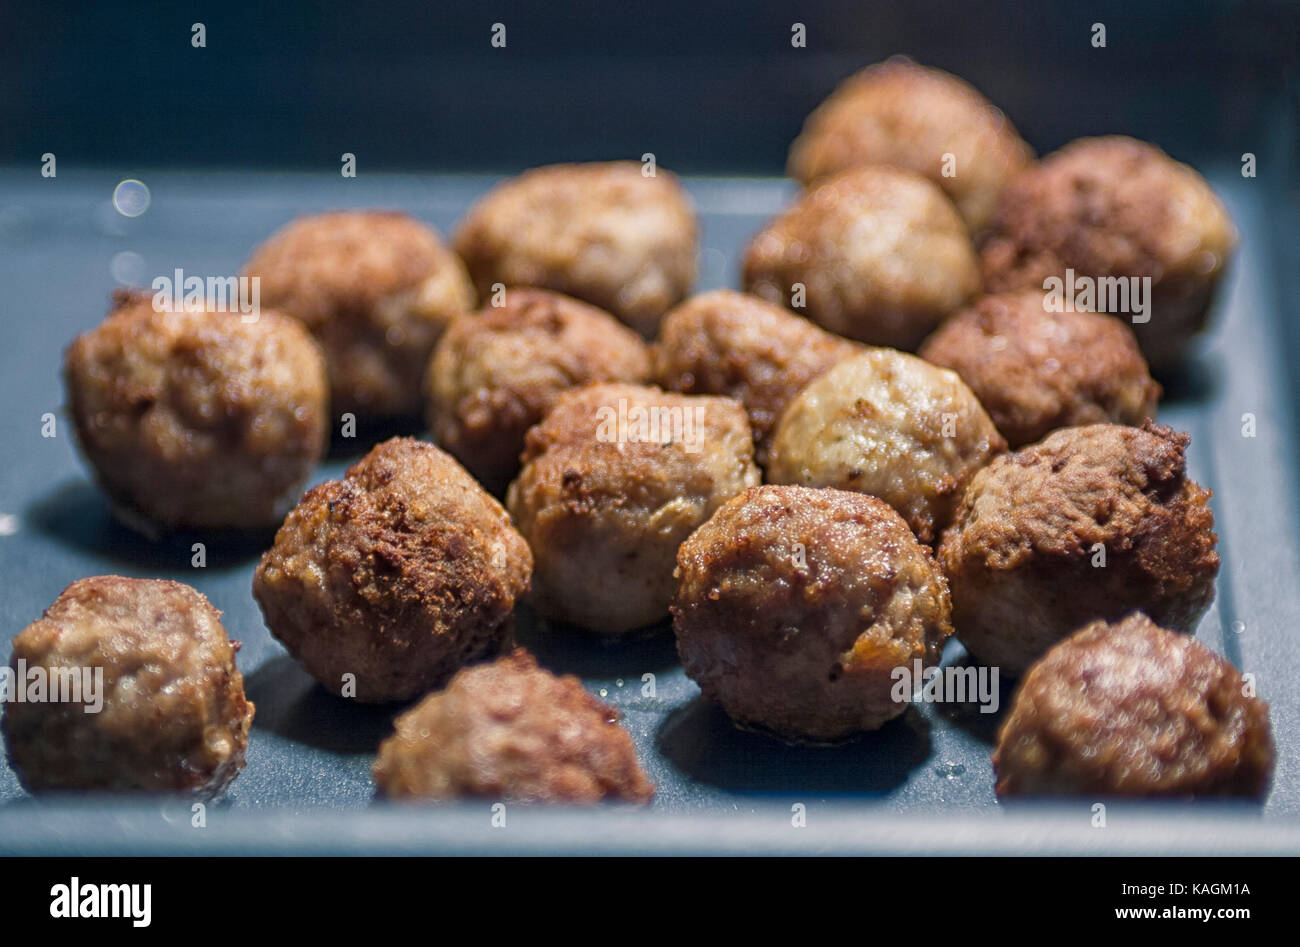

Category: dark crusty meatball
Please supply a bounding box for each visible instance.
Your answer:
[453,162,698,337]
[507,383,760,634]
[980,136,1237,371]
[787,57,1033,232]
[938,421,1219,676]
[426,288,652,494]
[919,291,1161,447]
[652,289,863,466]
[3,576,254,795]
[373,648,654,803]
[253,437,532,702]
[743,165,981,350]
[673,485,953,742]
[994,613,1274,798]
[64,289,329,531]
[767,348,1005,543]
[243,210,476,419]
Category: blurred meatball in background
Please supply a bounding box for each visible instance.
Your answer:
[788,57,1033,233]
[743,165,980,350]
[980,136,1237,371]
[454,162,698,337]
[244,210,475,420]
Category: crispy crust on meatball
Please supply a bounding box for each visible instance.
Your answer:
[788,57,1034,232]
[506,383,760,634]
[652,289,863,466]
[938,421,1220,676]
[980,136,1238,370]
[453,162,698,337]
[243,210,475,418]
[767,348,1005,543]
[993,613,1274,797]
[919,291,1161,447]
[673,485,953,742]
[743,165,980,350]
[426,288,651,494]
[373,648,654,803]
[252,437,532,702]
[2,576,254,795]
[64,290,329,530]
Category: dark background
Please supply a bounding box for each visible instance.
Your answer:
[3,0,1296,174]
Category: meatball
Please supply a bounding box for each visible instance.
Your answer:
[980,136,1238,370]
[64,289,329,531]
[767,348,1005,543]
[919,291,1161,448]
[994,613,1274,798]
[938,421,1220,676]
[243,210,475,419]
[373,648,654,803]
[653,289,863,466]
[2,576,254,795]
[506,383,760,634]
[787,57,1033,232]
[743,165,981,351]
[454,162,698,337]
[673,485,953,742]
[426,288,652,494]
[252,437,532,702]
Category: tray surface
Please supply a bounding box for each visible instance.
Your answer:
[0,169,1297,854]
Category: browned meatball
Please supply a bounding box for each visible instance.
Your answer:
[919,291,1161,447]
[981,137,1238,370]
[743,166,980,350]
[507,383,760,634]
[243,210,476,419]
[373,648,654,803]
[252,437,532,702]
[994,613,1274,798]
[938,422,1220,676]
[454,162,698,337]
[426,288,652,494]
[2,576,254,795]
[652,289,863,466]
[768,348,1006,543]
[788,57,1034,232]
[64,290,329,531]
[673,485,953,742]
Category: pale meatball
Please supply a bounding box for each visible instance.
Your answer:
[3,576,254,795]
[253,438,532,702]
[767,348,1005,543]
[653,289,863,466]
[64,290,329,531]
[919,291,1161,447]
[994,613,1273,798]
[743,166,981,350]
[506,383,760,634]
[243,210,476,418]
[937,422,1220,676]
[426,288,651,494]
[788,57,1034,232]
[981,136,1238,370]
[373,649,654,803]
[454,162,698,337]
[673,485,953,742]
